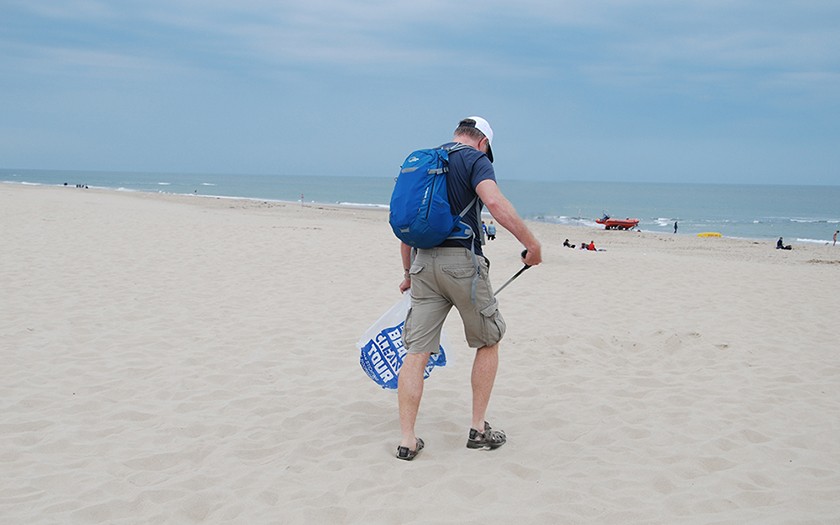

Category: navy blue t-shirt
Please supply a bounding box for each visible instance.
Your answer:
[438,142,496,255]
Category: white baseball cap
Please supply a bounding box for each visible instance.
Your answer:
[460,116,494,162]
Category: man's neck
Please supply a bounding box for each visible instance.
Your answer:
[452,134,481,149]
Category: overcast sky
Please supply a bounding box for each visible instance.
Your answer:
[2,1,838,184]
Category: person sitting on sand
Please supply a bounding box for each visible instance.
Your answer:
[563,239,575,249]
[587,241,596,251]
[776,237,792,250]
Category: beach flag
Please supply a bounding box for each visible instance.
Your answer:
[357,294,447,389]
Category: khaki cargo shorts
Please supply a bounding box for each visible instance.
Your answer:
[403,247,506,354]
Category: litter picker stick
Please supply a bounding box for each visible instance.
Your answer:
[494,250,531,296]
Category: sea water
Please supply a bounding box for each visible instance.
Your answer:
[3,168,839,245]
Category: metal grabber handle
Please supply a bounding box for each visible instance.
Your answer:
[494,250,531,296]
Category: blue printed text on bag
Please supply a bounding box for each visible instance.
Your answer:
[359,319,446,390]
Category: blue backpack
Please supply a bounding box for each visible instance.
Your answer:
[389,143,478,249]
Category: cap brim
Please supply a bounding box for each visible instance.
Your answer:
[486,144,494,163]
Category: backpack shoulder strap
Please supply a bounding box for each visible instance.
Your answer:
[455,195,477,219]
[444,142,471,154]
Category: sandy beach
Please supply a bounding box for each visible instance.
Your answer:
[2,183,839,524]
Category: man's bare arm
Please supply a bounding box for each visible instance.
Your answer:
[476,179,542,266]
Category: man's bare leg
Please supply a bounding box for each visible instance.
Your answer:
[398,352,431,449]
[471,343,499,430]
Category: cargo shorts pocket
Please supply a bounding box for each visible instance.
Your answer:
[407,263,427,298]
[479,299,506,345]
[409,263,425,276]
[441,265,476,279]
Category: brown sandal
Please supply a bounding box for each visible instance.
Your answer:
[396,438,425,460]
[467,422,506,450]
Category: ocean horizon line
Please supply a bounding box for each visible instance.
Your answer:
[4,169,839,245]
[3,166,840,189]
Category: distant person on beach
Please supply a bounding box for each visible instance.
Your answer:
[396,116,542,461]
[674,221,678,234]
[487,221,496,240]
[834,230,838,246]
[776,237,792,250]
[563,239,575,248]
[587,241,596,251]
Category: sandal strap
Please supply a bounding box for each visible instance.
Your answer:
[396,437,425,460]
[484,429,505,443]
[467,421,506,449]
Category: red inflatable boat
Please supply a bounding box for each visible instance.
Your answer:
[596,215,639,230]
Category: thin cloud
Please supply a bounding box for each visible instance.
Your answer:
[6,1,839,82]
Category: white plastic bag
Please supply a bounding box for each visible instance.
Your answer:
[357,294,447,389]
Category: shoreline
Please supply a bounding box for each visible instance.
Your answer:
[5,183,840,271]
[4,179,837,246]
